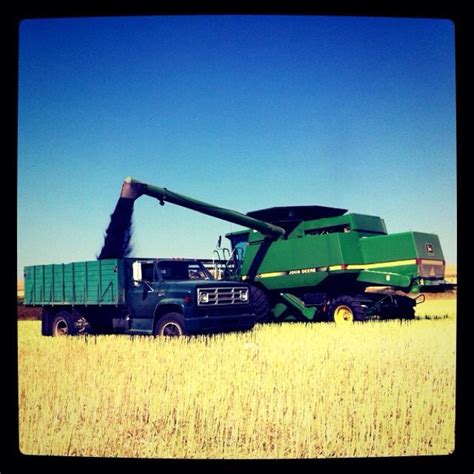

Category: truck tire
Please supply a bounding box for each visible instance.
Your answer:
[154,312,186,337]
[51,311,77,336]
[328,296,366,324]
[250,286,271,323]
[41,308,53,336]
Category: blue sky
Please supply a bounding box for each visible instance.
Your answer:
[18,15,456,276]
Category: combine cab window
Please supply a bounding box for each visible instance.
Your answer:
[229,234,249,262]
[227,233,249,274]
[234,242,248,264]
[305,225,350,236]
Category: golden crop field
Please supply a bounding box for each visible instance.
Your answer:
[18,298,456,459]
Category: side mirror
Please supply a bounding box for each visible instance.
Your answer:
[132,261,142,282]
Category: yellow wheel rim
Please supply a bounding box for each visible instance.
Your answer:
[333,305,354,324]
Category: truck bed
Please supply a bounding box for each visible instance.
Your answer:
[24,259,126,306]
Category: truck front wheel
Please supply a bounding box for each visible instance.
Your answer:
[328,296,366,324]
[51,311,77,336]
[154,313,186,337]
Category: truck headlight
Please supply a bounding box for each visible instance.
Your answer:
[199,292,209,304]
[239,289,249,302]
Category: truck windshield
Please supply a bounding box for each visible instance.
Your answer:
[158,261,213,281]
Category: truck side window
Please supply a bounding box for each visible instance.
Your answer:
[132,261,155,285]
[158,261,212,281]
[188,264,208,280]
[141,263,154,282]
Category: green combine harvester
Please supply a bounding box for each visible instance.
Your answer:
[121,177,449,324]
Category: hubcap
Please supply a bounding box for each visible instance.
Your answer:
[333,305,354,324]
[161,322,182,336]
[54,319,68,336]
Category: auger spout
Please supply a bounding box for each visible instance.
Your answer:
[122,177,286,238]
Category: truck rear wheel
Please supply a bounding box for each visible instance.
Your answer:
[154,312,186,337]
[328,296,366,324]
[51,311,77,336]
[41,308,53,336]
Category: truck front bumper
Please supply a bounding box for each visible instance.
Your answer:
[184,313,256,334]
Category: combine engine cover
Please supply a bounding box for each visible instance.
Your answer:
[227,206,447,294]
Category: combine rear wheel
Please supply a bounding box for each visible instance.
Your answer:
[328,296,366,324]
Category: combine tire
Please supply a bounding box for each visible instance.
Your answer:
[328,296,366,324]
[250,286,271,323]
[51,311,77,336]
[154,313,186,337]
[394,296,416,320]
[378,294,416,320]
[401,306,416,320]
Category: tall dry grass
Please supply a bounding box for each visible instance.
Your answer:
[18,299,456,459]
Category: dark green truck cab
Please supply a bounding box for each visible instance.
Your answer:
[24,258,256,336]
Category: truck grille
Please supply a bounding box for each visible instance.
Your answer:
[197,287,249,306]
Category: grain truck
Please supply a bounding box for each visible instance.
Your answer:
[122,177,449,324]
[24,258,256,336]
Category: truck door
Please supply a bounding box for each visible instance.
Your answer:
[128,261,164,328]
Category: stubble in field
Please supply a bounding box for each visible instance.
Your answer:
[18,299,456,459]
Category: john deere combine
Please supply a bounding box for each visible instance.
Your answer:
[121,177,448,323]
